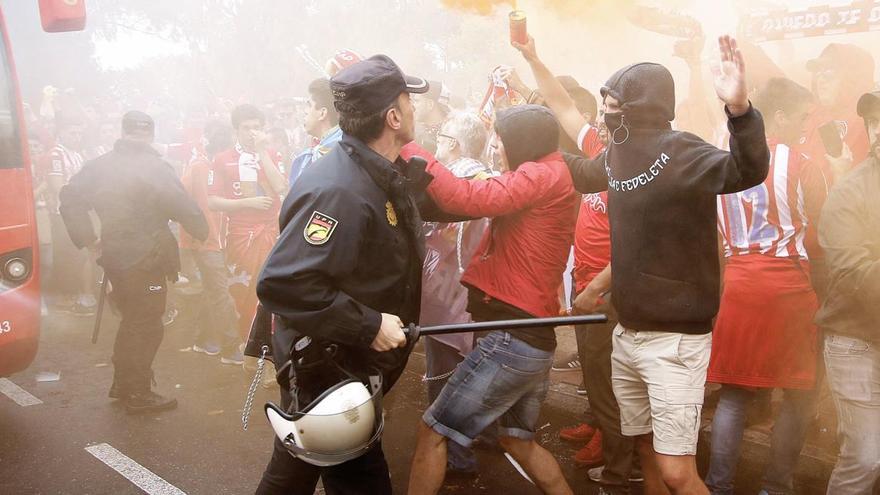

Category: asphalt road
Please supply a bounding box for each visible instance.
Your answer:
[2,286,838,495]
[0,296,623,495]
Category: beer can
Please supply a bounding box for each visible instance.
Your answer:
[509,10,527,45]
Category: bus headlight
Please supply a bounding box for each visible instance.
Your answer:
[4,258,28,281]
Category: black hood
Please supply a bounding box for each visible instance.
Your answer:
[857,90,880,119]
[495,105,559,170]
[857,90,880,157]
[601,62,675,129]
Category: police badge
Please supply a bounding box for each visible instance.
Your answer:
[385,201,398,227]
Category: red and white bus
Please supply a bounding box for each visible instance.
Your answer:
[0,1,85,376]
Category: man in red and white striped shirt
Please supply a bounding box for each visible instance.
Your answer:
[717,139,825,260]
[45,115,94,316]
[707,77,828,495]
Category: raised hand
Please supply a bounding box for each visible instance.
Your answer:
[512,35,539,63]
[711,35,749,117]
[501,68,530,96]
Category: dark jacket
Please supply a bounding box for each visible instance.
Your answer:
[59,139,207,277]
[815,156,880,341]
[257,134,424,391]
[565,67,769,334]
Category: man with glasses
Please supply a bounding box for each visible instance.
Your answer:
[413,80,451,154]
[406,111,494,480]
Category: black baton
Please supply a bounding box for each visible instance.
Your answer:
[405,314,608,341]
[91,273,108,344]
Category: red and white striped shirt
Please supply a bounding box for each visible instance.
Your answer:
[717,140,827,260]
[47,143,84,184]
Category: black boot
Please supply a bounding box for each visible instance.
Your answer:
[124,391,178,414]
[108,381,131,400]
[108,384,123,400]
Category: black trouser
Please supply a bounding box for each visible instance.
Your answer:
[576,315,636,491]
[107,260,168,394]
[255,383,393,495]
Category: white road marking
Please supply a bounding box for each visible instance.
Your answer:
[85,443,186,495]
[0,378,43,406]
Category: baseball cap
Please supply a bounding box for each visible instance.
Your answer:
[806,43,875,73]
[327,49,364,74]
[857,91,880,118]
[122,110,155,135]
[330,55,429,116]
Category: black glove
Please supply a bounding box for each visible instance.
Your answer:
[404,156,434,193]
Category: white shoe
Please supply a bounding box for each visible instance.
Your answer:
[588,466,644,484]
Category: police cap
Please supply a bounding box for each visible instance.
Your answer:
[122,110,155,135]
[330,55,428,116]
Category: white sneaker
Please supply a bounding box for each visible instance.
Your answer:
[588,466,644,484]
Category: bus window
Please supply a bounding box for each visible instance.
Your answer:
[0,32,20,170]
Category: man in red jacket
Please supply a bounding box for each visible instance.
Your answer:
[407,105,579,495]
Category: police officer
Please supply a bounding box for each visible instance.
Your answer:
[254,55,429,494]
[59,111,208,414]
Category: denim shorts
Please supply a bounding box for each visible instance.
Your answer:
[423,331,553,447]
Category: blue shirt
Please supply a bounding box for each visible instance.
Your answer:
[288,126,343,189]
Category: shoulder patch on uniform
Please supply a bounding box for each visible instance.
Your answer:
[304,210,338,245]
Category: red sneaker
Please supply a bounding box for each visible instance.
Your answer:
[560,423,597,443]
[573,430,604,467]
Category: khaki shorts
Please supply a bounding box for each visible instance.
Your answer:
[610,324,711,456]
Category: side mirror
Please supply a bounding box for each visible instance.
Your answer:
[38,0,87,33]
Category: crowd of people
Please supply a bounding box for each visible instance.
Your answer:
[29,25,880,495]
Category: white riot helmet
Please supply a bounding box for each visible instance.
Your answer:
[265,373,384,467]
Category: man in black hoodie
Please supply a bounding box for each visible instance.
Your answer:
[516,36,769,495]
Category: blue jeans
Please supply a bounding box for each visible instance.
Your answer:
[424,331,552,447]
[705,385,815,495]
[190,249,240,354]
[424,337,478,472]
[824,334,880,495]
